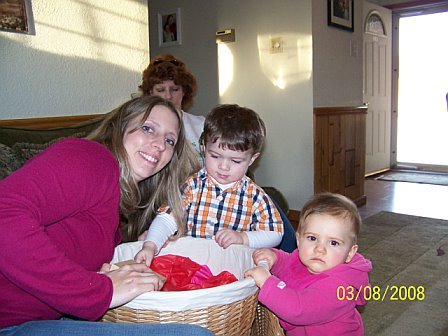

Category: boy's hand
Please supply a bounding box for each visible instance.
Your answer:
[134,241,157,267]
[215,229,248,248]
[244,266,271,288]
[252,248,277,269]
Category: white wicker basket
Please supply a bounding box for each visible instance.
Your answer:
[102,237,260,335]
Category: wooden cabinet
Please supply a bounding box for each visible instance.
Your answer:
[314,106,367,206]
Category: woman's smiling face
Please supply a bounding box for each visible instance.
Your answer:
[123,104,179,182]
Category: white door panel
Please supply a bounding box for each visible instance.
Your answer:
[363,1,392,175]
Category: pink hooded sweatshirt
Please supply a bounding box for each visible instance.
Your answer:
[258,249,372,336]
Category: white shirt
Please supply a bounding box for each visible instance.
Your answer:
[182,111,205,159]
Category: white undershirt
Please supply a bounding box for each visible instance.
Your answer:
[145,213,283,252]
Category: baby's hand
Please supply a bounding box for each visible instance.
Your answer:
[134,241,157,267]
[244,266,271,288]
[215,229,248,249]
[252,248,277,269]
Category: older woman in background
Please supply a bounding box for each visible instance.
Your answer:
[139,54,205,159]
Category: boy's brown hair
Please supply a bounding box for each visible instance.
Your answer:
[201,104,266,153]
[298,193,361,242]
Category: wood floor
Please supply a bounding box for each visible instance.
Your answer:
[359,178,448,221]
[287,178,448,230]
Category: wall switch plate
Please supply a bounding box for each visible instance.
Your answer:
[270,37,283,53]
[216,29,235,43]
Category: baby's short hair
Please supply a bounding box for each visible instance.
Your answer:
[202,104,266,153]
[298,193,361,242]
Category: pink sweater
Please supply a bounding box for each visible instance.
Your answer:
[0,139,121,327]
[258,249,372,336]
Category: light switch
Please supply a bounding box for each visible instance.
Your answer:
[270,37,283,53]
[216,29,235,43]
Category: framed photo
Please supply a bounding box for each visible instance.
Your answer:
[328,0,354,32]
[0,0,32,34]
[158,8,182,47]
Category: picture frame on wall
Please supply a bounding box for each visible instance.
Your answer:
[158,8,182,47]
[328,0,354,32]
[0,0,33,34]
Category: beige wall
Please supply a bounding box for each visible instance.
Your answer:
[149,0,370,210]
[0,0,402,210]
[0,0,149,118]
[147,1,219,119]
[149,0,315,211]
[312,0,364,107]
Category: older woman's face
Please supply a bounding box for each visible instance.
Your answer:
[151,80,184,110]
[123,105,180,182]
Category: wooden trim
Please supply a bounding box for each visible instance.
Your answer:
[0,114,104,129]
[353,195,367,207]
[365,167,390,178]
[314,106,368,116]
[314,106,367,206]
[384,0,448,10]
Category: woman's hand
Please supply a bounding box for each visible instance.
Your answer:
[99,263,113,273]
[215,229,248,248]
[106,263,163,308]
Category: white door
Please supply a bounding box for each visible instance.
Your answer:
[363,1,392,175]
[395,11,448,170]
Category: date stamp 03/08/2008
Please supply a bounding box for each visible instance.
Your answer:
[337,285,425,302]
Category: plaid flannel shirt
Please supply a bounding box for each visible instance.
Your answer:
[181,168,283,239]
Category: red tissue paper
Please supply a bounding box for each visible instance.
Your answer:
[150,254,238,291]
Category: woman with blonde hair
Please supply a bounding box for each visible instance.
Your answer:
[0,95,207,336]
[89,96,199,240]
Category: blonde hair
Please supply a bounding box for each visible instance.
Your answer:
[88,95,199,240]
[298,193,361,242]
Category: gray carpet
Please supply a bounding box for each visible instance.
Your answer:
[358,211,448,335]
[375,171,448,186]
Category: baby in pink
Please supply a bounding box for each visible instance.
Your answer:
[245,193,372,335]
